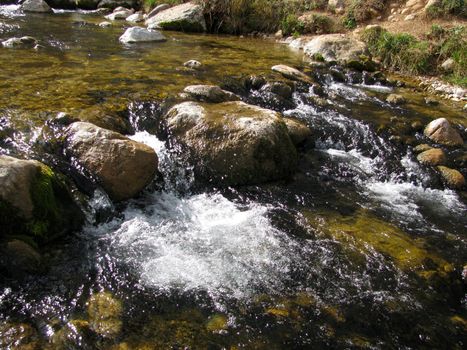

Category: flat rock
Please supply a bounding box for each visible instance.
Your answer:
[417,148,447,166]
[183,85,239,103]
[271,65,313,84]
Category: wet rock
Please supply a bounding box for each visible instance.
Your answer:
[147,4,171,19]
[413,144,433,154]
[75,0,100,10]
[424,118,464,147]
[77,106,131,134]
[165,101,297,186]
[261,82,293,100]
[246,75,267,90]
[0,155,84,241]
[417,148,447,166]
[283,118,312,146]
[0,239,42,276]
[183,85,239,103]
[206,314,228,332]
[51,319,93,348]
[1,36,37,48]
[126,12,144,22]
[304,34,368,64]
[436,166,465,189]
[21,0,52,12]
[441,58,455,73]
[119,27,167,43]
[0,322,40,349]
[386,94,406,105]
[183,59,202,69]
[271,65,313,84]
[64,122,157,201]
[410,120,424,132]
[87,291,123,338]
[97,0,137,10]
[146,2,206,32]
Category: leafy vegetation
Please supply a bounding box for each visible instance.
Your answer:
[426,0,466,18]
[362,25,467,86]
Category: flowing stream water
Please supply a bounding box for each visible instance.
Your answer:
[1,6,466,349]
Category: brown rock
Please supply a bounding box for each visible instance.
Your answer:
[436,166,465,189]
[424,118,463,147]
[64,122,157,201]
[283,118,312,145]
[417,148,447,166]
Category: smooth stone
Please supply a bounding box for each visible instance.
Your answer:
[98,21,112,27]
[183,85,239,103]
[283,118,312,145]
[303,34,368,64]
[105,9,133,20]
[1,36,37,48]
[424,118,464,147]
[183,59,202,69]
[437,166,465,189]
[119,27,167,43]
[0,240,42,276]
[146,2,206,32]
[147,3,171,19]
[125,13,144,22]
[417,148,447,166]
[64,122,158,201]
[21,0,52,12]
[271,64,313,84]
[413,144,433,154]
[441,58,455,73]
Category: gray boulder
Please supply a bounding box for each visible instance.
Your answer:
[126,12,144,22]
[146,2,206,32]
[119,27,167,43]
[304,34,368,64]
[21,0,52,13]
[165,101,298,185]
[64,122,158,201]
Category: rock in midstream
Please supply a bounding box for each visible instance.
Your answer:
[165,101,298,186]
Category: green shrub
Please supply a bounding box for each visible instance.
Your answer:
[426,0,466,18]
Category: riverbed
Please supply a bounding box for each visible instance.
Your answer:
[1,6,466,349]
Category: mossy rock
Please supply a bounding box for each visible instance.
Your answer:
[87,291,123,338]
[0,156,84,244]
[0,322,41,349]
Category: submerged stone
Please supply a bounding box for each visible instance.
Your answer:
[283,117,312,146]
[1,36,37,49]
[64,122,158,201]
[386,94,406,105]
[183,59,202,69]
[87,291,123,338]
[0,322,40,349]
[271,64,313,84]
[165,101,298,186]
[0,239,42,276]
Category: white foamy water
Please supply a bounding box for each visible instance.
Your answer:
[89,191,298,301]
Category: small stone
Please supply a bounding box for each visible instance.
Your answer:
[126,13,144,22]
[386,94,406,105]
[119,27,167,43]
[410,120,424,132]
[183,60,202,69]
[437,166,465,189]
[404,14,416,21]
[99,21,112,27]
[271,64,313,84]
[424,97,439,106]
[441,58,455,73]
[417,148,447,166]
[1,36,37,48]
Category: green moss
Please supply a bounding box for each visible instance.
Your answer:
[304,209,452,275]
[27,165,61,239]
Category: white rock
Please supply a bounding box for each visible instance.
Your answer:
[119,27,167,43]
[183,60,201,69]
[99,21,112,27]
[126,13,144,22]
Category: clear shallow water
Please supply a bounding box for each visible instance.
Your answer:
[1,7,467,350]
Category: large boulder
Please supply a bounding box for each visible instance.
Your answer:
[424,118,464,147]
[119,27,167,43]
[436,166,465,189]
[416,148,447,166]
[64,122,158,201]
[165,101,298,185]
[0,155,83,241]
[146,2,206,32]
[147,3,171,19]
[304,34,368,64]
[21,0,52,12]
[182,85,239,103]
